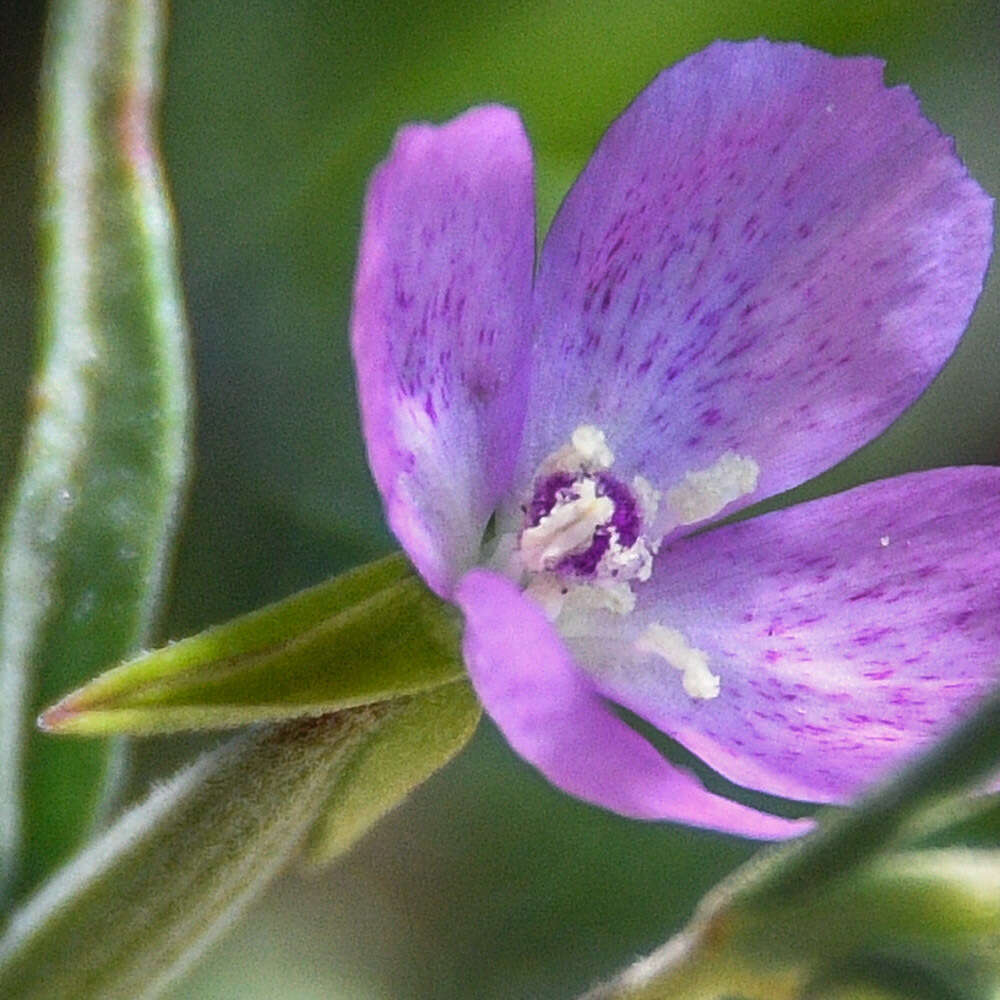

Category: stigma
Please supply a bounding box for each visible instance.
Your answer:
[519,478,616,573]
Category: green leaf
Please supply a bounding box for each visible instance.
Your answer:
[0,0,190,899]
[305,680,480,866]
[0,705,400,1000]
[40,553,464,735]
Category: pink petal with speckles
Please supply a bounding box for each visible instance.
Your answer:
[352,107,535,597]
[575,467,1000,804]
[517,40,993,533]
[457,568,812,838]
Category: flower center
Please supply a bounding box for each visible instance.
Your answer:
[510,426,660,618]
[520,471,646,578]
[493,424,760,702]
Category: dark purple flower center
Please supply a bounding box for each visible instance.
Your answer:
[523,470,642,578]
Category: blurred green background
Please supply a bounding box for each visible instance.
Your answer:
[2,1,998,997]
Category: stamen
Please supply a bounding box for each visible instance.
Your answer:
[631,475,661,527]
[635,624,720,700]
[570,425,614,468]
[527,574,638,621]
[561,578,637,616]
[542,424,615,475]
[665,451,759,527]
[523,574,570,620]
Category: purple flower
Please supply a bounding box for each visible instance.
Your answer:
[351,40,996,838]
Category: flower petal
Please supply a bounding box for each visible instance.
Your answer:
[519,40,993,524]
[352,107,535,597]
[456,568,811,838]
[576,468,1000,804]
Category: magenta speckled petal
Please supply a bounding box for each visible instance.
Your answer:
[519,40,993,524]
[456,568,811,838]
[352,107,535,597]
[577,467,1000,805]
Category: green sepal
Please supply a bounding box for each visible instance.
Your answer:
[304,680,481,866]
[39,553,465,735]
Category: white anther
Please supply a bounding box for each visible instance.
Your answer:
[543,424,615,475]
[599,532,655,583]
[635,624,720,700]
[527,571,640,624]
[665,452,759,527]
[631,474,661,528]
[563,579,637,617]
[523,574,570,620]
[519,479,614,572]
[571,425,614,468]
[879,535,890,548]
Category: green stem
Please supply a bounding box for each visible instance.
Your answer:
[577,909,805,1000]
